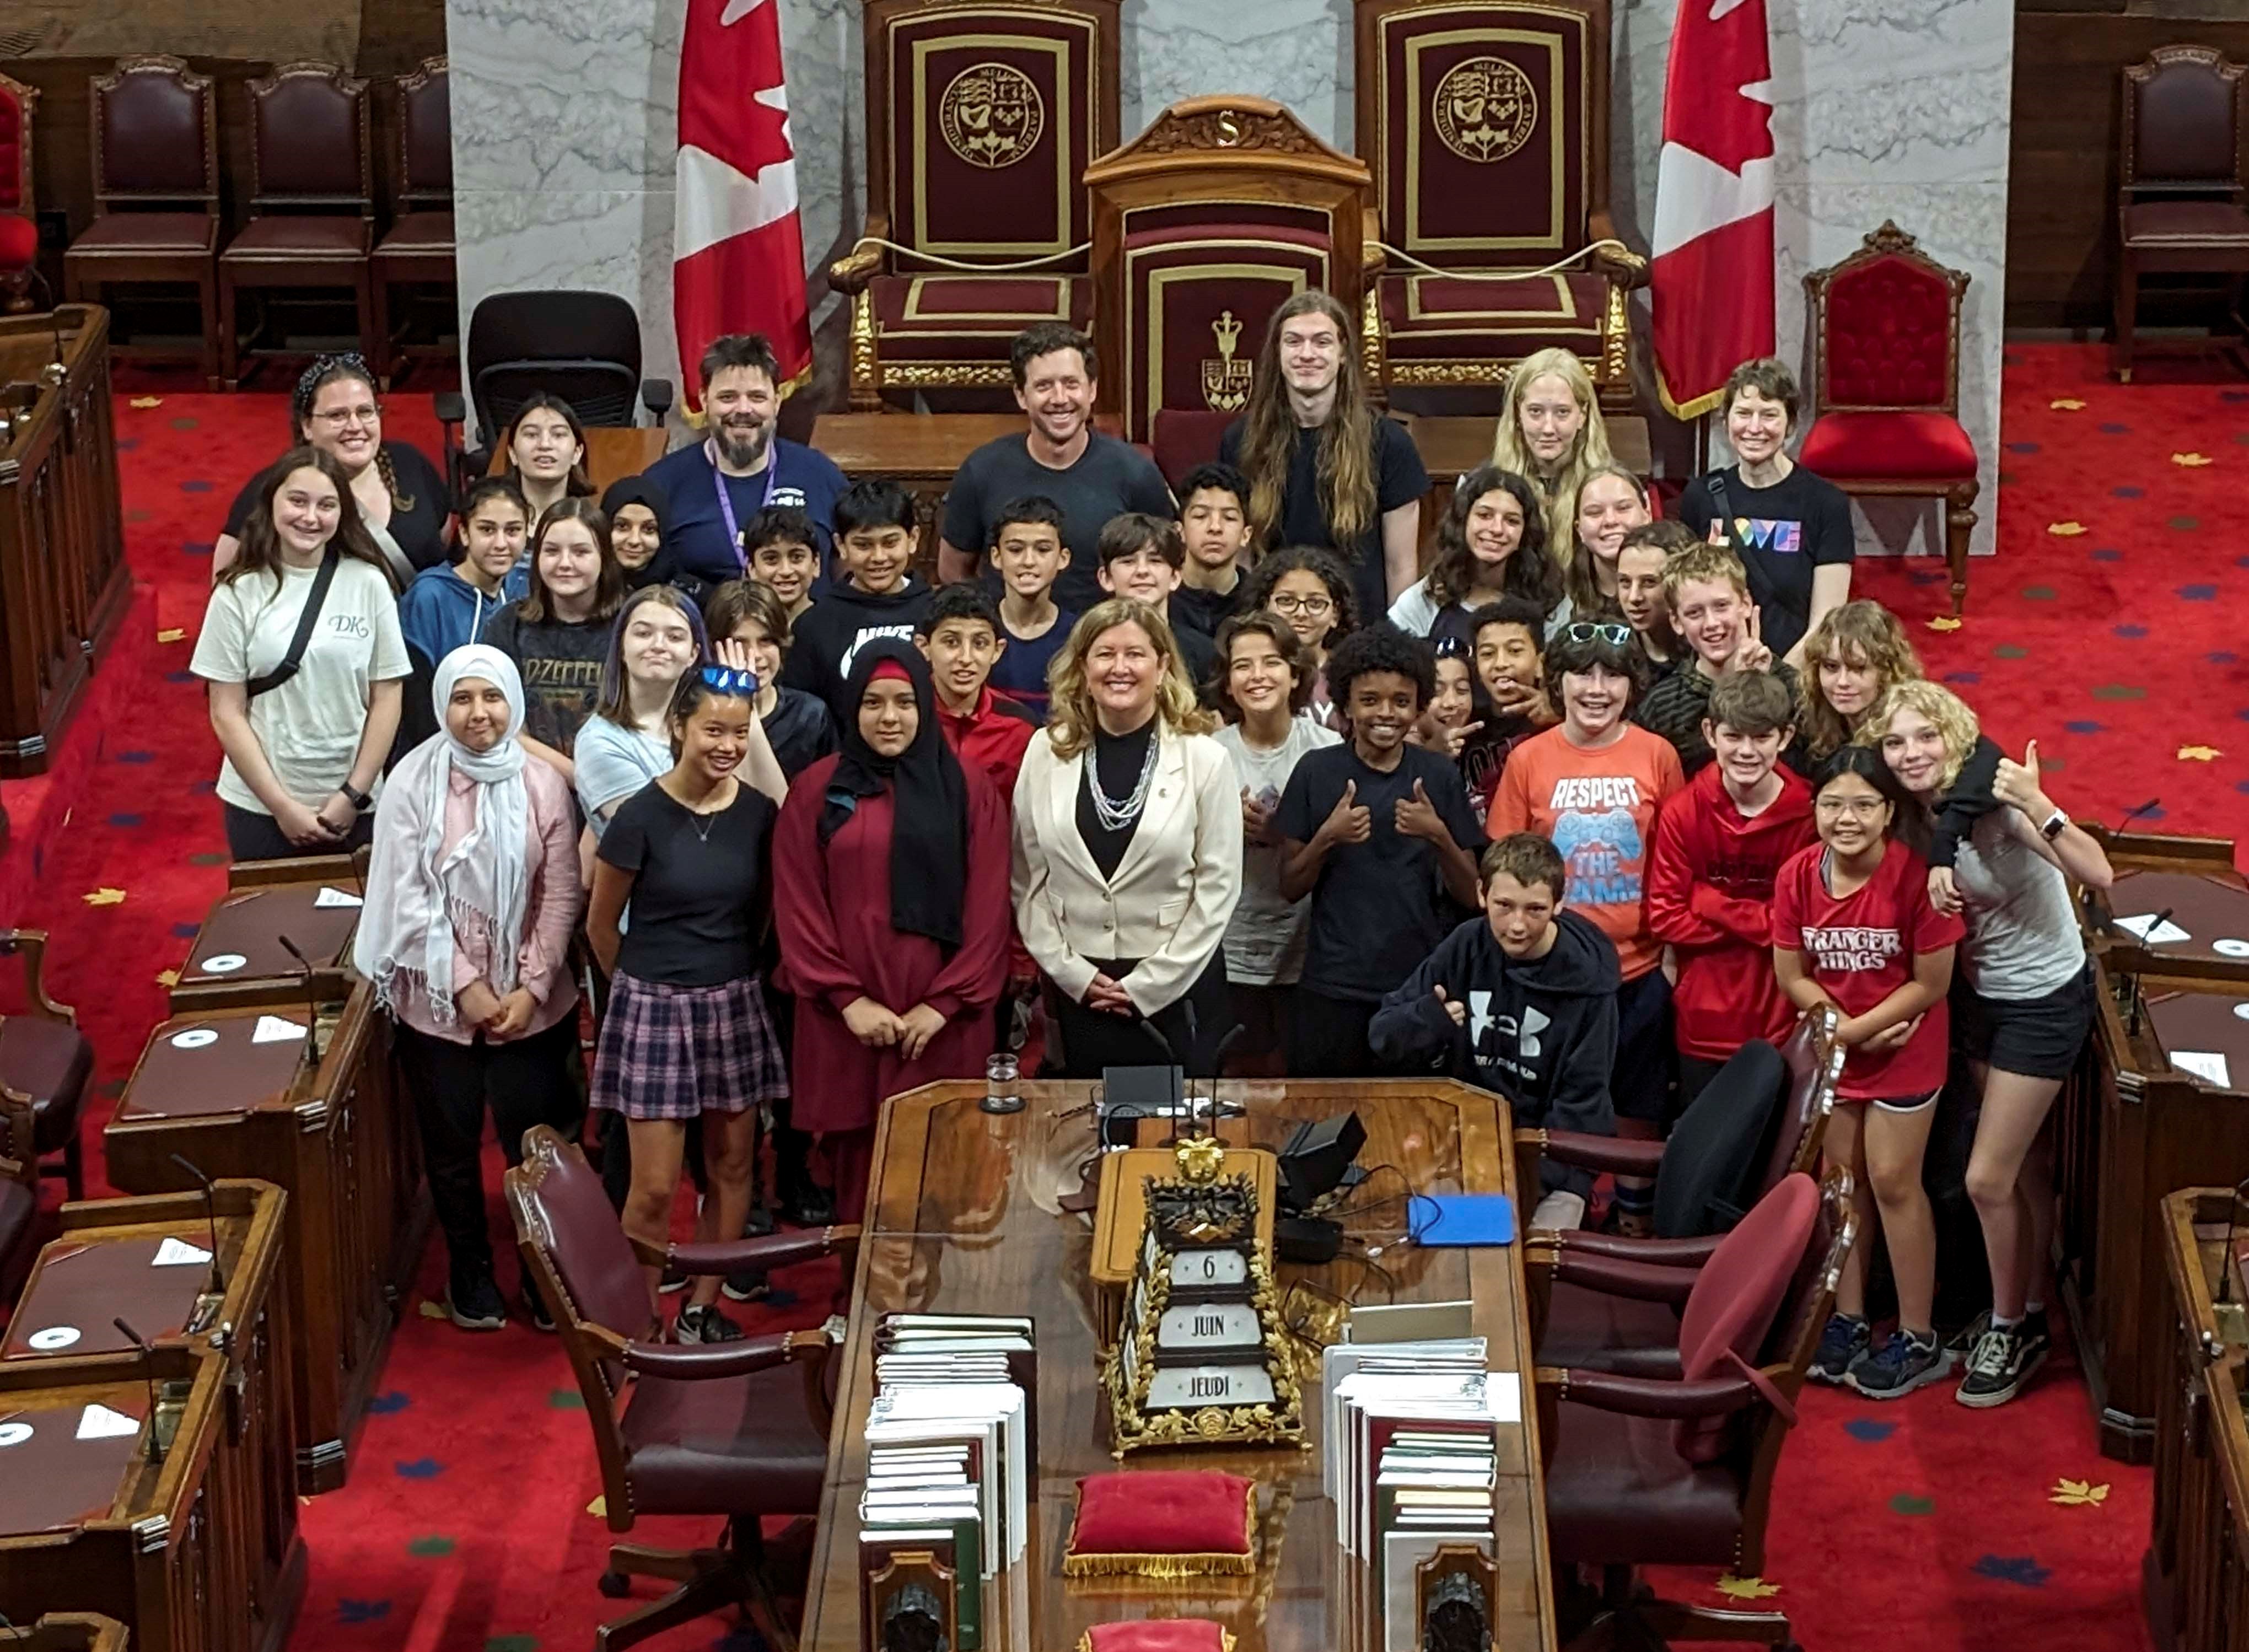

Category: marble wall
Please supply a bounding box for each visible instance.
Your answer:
[448,0,2012,556]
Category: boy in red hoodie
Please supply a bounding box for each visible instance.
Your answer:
[917,581,1039,801]
[1645,669,1816,1103]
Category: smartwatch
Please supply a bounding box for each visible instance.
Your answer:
[2040,808,2069,842]
[339,781,373,811]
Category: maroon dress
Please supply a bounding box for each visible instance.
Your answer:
[773,755,1012,1136]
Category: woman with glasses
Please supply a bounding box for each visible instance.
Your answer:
[212,353,451,583]
[1868,680,2111,1409]
[1489,621,1683,1225]
[1775,742,1962,1399]
[1241,546,1358,733]
[1387,467,1562,650]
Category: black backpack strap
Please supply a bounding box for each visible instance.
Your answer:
[1704,472,1737,549]
[245,548,341,699]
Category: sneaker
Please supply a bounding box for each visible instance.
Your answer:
[1811,1313,1871,1385]
[2019,1307,2053,1371]
[743,1204,778,1238]
[780,1177,836,1229]
[1956,1323,2030,1408]
[720,1271,771,1304]
[1847,1328,1954,1400]
[674,1304,746,1345]
[445,1267,507,1332]
[1945,1308,1991,1357]
[523,1283,557,1334]
[655,1266,688,1295]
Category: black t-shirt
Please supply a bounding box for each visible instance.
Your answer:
[1676,464,1855,664]
[225,441,451,575]
[1169,614,1218,702]
[1274,742,1485,1002]
[482,603,611,757]
[1218,416,1429,623]
[1171,577,1245,644]
[600,779,778,986]
[764,685,837,781]
[941,432,1175,615]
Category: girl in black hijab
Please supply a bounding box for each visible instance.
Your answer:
[771,641,1013,1219]
[602,475,708,607]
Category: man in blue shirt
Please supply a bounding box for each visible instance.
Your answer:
[643,332,848,588]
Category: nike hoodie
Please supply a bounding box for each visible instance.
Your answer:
[1368,910,1621,1196]
[779,577,934,715]
[1643,761,1817,1061]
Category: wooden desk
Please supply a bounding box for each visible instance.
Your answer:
[801,1079,1556,1652]
[105,987,426,1493]
[0,305,130,779]
[484,425,668,498]
[169,855,366,1014]
[17,1616,130,1652]
[1,1181,302,1652]
[0,1347,263,1652]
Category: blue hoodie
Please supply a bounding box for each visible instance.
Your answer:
[397,561,526,674]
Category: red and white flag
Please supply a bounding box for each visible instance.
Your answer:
[1650,0,1776,421]
[673,0,813,412]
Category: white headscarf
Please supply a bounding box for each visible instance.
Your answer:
[354,645,532,1026]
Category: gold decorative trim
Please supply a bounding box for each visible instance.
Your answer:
[1387,358,1528,386]
[878,361,1018,388]
[1602,278,1630,386]
[1061,1481,1260,1576]
[1362,284,1384,386]
[849,288,881,409]
[1075,1632,1237,1652]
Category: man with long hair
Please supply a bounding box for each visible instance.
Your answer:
[1218,292,1429,625]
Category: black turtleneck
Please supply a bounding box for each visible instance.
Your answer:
[1076,717,1156,880]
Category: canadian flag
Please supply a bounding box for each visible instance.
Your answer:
[673,0,813,411]
[1650,0,1776,421]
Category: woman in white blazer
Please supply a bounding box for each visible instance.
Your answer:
[1012,598,1244,1076]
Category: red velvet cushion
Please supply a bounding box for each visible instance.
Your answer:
[1799,411,1976,482]
[1377,270,1607,363]
[0,83,21,213]
[0,213,35,272]
[1080,1623,1234,1652]
[1671,1171,1816,1463]
[1064,1471,1256,1577]
[868,273,1091,365]
[1821,252,1951,406]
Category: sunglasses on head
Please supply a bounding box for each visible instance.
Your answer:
[1559,622,1632,647]
[701,665,758,696]
[1433,635,1468,660]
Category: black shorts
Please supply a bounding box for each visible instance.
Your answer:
[1611,967,1677,1124]
[1952,962,2094,1082]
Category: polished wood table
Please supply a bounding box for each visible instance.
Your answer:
[2057,829,2249,1462]
[104,982,425,1493]
[485,425,668,498]
[1,1181,302,1652]
[0,305,130,779]
[168,853,368,1014]
[800,1078,1556,1652]
[2146,1187,2249,1652]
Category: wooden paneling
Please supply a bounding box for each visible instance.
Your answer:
[2009,10,2249,330]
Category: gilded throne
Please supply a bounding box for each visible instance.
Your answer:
[830,0,1121,408]
[1353,0,1644,407]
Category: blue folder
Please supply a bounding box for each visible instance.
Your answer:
[1406,1193,1516,1248]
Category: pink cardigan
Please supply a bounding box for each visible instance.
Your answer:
[383,758,585,1044]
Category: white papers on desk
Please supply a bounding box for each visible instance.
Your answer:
[76,1403,141,1440]
[152,1237,212,1267]
[2172,1050,2234,1089]
[2118,912,2192,945]
[314,886,363,908]
[251,1015,307,1045]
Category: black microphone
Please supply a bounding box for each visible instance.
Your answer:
[111,1317,166,1463]
[275,932,323,1057]
[1197,1023,1251,1131]
[2113,797,2161,837]
[167,1153,228,1296]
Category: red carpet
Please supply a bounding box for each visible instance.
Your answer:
[17,341,2243,1649]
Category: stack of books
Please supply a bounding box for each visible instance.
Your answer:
[857,1315,1038,1651]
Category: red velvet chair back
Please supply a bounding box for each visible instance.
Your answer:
[247,62,373,211]
[2124,47,2244,191]
[1672,1171,1818,1463]
[90,55,218,206]
[0,72,37,217]
[1355,0,1602,273]
[1806,220,1965,416]
[862,0,1119,273]
[395,57,452,207]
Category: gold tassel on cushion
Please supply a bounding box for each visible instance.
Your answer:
[1074,1631,1237,1652]
[1061,1482,1259,1579]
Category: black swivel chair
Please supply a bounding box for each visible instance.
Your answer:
[434,289,675,499]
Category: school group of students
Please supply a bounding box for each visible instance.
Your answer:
[187,312,2106,1413]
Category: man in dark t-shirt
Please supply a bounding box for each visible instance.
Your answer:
[935,322,1174,614]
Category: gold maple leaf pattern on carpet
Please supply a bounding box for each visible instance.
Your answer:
[1714,1575,1782,1599]
[2051,1478,2110,1506]
[2048,397,2085,410]
[2172,453,2215,467]
[82,887,126,906]
[2045,522,2087,537]
[1927,616,1962,632]
[155,968,179,988]
[2179,745,2223,762]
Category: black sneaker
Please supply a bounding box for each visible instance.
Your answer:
[743,1204,778,1238]
[1946,1308,1991,1357]
[720,1271,771,1304]
[1848,1328,1954,1400]
[1810,1313,1870,1385]
[1956,1322,2029,1408]
[523,1283,557,1334]
[674,1304,746,1345]
[445,1267,507,1332]
[781,1178,835,1229]
[656,1266,688,1295]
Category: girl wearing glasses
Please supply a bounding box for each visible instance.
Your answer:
[1489,622,1684,1221]
[213,353,451,583]
[1387,467,1562,652]
[1242,546,1358,733]
[1774,743,1962,1399]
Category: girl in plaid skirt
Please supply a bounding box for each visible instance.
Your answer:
[587,664,787,1344]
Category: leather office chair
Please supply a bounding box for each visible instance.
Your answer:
[62,56,222,389]
[505,1125,857,1651]
[218,62,377,390]
[370,56,454,386]
[0,71,41,314]
[0,930,91,1204]
[1537,1170,1854,1651]
[2115,46,2249,385]
[0,1077,36,1306]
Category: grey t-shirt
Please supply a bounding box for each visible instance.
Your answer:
[1214,717,1342,986]
[1951,807,2085,1000]
[940,431,1174,615]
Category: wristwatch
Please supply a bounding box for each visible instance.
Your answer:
[338,781,373,811]
[2040,808,2069,842]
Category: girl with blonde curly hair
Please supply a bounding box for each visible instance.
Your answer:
[1491,348,1616,551]
[1012,599,1241,1076]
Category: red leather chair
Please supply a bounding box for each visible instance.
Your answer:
[62,56,222,389]
[1537,1170,1854,1651]
[370,56,454,386]
[0,1078,36,1306]
[218,62,376,390]
[505,1125,856,1651]
[0,930,92,1204]
[2113,47,2249,386]
[1797,221,1978,617]
[0,71,41,314]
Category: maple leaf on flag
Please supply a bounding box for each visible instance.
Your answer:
[2051,1478,2110,1506]
[1714,1575,1780,1600]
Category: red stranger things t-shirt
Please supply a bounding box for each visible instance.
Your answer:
[1771,839,1965,1101]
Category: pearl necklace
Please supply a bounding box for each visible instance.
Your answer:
[1088,730,1159,831]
